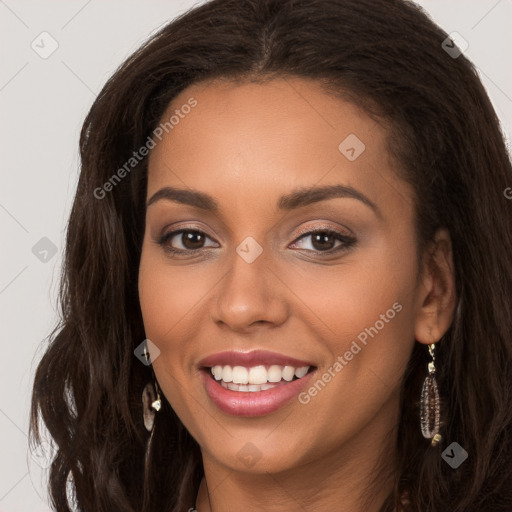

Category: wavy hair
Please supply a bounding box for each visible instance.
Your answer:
[30,0,512,510]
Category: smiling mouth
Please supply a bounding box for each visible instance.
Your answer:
[201,364,317,392]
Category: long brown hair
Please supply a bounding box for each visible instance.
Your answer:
[30,0,512,510]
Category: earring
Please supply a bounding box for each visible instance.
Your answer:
[141,345,162,431]
[142,380,162,432]
[420,343,442,446]
[142,380,161,507]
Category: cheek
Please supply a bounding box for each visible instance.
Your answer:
[137,241,217,406]
[286,257,417,458]
[293,231,416,345]
[138,242,210,345]
[296,231,415,367]
[137,242,189,378]
[305,239,418,413]
[138,252,172,343]
[138,247,193,419]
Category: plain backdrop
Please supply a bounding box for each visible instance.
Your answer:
[1,1,511,510]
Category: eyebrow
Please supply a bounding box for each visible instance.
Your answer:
[146,184,380,216]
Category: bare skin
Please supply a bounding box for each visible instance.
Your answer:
[138,77,456,512]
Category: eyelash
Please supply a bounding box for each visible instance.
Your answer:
[156,226,357,257]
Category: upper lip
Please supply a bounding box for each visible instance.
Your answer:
[198,350,316,368]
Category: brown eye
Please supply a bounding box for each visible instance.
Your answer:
[310,232,337,251]
[158,229,218,254]
[179,231,206,250]
[290,229,356,254]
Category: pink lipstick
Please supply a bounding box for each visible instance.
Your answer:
[198,350,317,416]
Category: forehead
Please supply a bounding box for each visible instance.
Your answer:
[146,77,412,219]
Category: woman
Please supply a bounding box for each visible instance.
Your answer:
[30,0,512,510]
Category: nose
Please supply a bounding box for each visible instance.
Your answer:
[211,243,289,332]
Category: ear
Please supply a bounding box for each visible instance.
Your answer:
[414,228,457,345]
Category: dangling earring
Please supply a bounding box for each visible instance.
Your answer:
[141,381,161,510]
[141,347,162,508]
[142,380,162,432]
[142,345,161,432]
[420,343,442,446]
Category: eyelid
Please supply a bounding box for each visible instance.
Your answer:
[292,222,354,239]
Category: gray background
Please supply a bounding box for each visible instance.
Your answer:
[1,1,511,510]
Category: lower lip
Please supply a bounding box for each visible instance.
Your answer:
[200,369,316,417]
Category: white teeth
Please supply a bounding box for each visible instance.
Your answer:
[232,366,249,384]
[282,366,295,382]
[212,365,223,380]
[210,364,311,386]
[222,365,233,382]
[221,381,280,392]
[294,366,309,378]
[267,365,282,382]
[248,365,267,385]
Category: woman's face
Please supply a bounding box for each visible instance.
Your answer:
[139,77,430,476]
